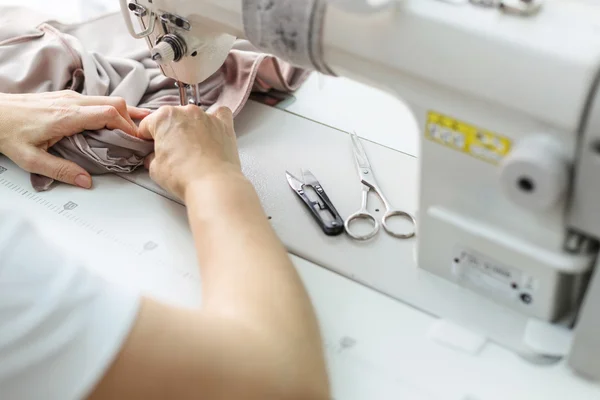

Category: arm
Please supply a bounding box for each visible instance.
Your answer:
[188,174,326,367]
[89,106,330,400]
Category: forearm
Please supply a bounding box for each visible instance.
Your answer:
[184,171,329,391]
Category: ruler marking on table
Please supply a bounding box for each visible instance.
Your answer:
[0,176,185,277]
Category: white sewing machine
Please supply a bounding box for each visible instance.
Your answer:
[117,0,600,388]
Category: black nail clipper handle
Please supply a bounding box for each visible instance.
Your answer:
[295,184,344,236]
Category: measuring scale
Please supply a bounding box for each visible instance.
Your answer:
[0,155,201,306]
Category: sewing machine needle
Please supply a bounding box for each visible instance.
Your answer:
[177,81,188,106]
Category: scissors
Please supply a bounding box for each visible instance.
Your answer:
[286,169,345,236]
[345,132,416,241]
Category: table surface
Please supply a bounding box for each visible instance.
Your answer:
[0,2,599,399]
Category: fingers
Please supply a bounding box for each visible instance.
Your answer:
[144,153,155,170]
[19,147,92,188]
[138,112,159,141]
[69,105,139,137]
[137,104,217,141]
[137,106,176,141]
[72,95,137,131]
[56,92,152,132]
[128,106,153,120]
[213,107,234,130]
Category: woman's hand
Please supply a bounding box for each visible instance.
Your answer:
[138,105,241,200]
[0,91,151,188]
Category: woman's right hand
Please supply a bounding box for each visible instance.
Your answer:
[93,104,331,400]
[137,105,242,200]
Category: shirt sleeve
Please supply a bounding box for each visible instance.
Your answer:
[0,212,141,400]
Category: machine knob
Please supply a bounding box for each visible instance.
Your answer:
[151,41,176,65]
[151,34,187,65]
[499,135,569,212]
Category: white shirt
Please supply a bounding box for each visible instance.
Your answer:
[0,212,140,399]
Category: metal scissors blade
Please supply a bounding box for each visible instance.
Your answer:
[285,171,304,191]
[301,169,319,186]
[350,131,372,170]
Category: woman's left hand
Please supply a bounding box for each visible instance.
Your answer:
[0,91,151,188]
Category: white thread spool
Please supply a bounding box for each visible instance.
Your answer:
[499,135,570,212]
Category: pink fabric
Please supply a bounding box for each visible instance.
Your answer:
[0,8,310,191]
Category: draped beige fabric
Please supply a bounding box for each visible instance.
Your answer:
[0,7,310,191]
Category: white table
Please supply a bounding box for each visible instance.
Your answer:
[0,2,599,399]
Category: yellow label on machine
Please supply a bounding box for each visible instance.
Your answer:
[425,111,512,165]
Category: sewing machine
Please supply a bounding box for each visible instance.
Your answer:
[118,0,600,384]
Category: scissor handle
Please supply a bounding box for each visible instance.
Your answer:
[295,186,345,236]
[345,211,380,241]
[382,210,416,239]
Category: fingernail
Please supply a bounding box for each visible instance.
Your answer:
[75,174,92,189]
